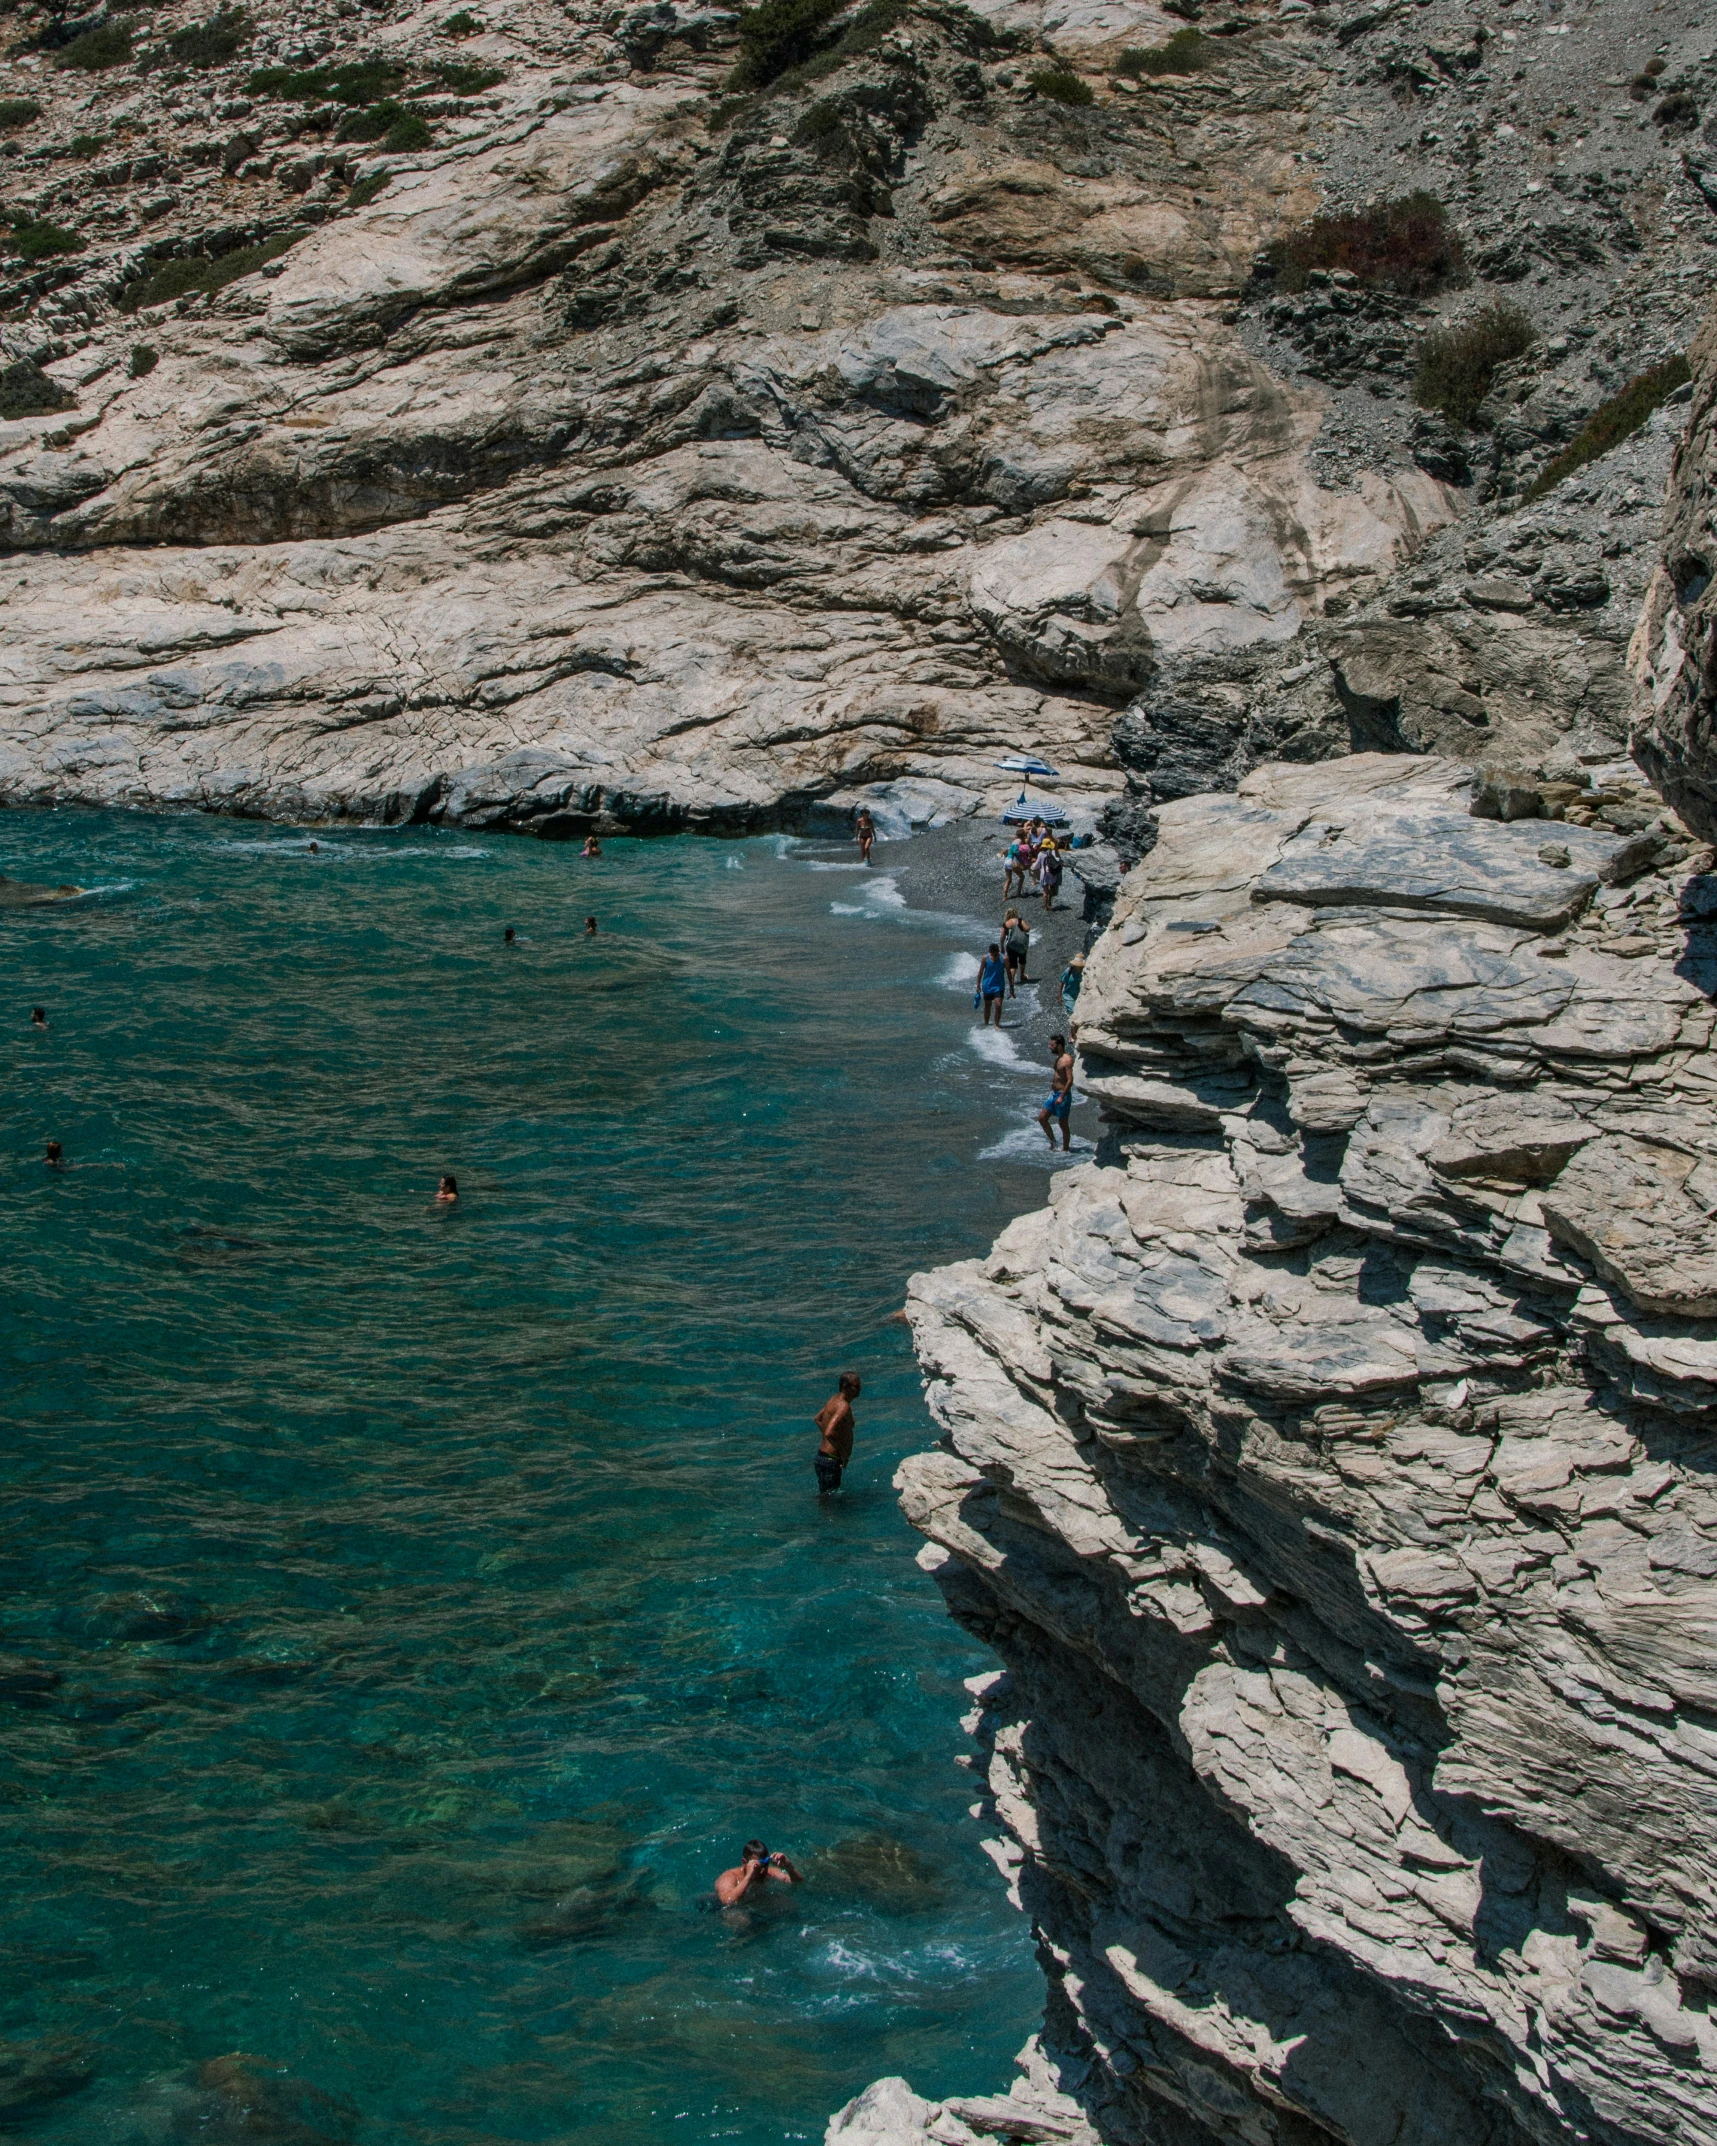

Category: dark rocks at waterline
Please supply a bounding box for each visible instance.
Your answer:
[121,2055,358,2146]
[815,1833,947,1913]
[67,1592,210,1645]
[0,1655,63,1704]
[0,2037,95,2125]
[515,1873,656,1951]
[0,872,84,906]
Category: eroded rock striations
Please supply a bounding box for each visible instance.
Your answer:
[0,0,1711,831]
[853,750,1717,2145]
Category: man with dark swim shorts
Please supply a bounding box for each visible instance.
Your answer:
[814,1371,860,1493]
[1037,1033,1074,1152]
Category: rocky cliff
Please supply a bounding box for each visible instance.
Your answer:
[0,0,1712,832]
[842,744,1717,2145]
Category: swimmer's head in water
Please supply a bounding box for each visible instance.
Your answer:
[585,916,597,933]
[30,1007,46,1024]
[44,1140,62,1162]
[839,1371,861,1398]
[743,1839,769,1864]
[439,1174,458,1196]
[504,928,516,943]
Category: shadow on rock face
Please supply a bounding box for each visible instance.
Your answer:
[814,1832,948,1911]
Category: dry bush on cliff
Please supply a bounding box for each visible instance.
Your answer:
[1266,189,1466,298]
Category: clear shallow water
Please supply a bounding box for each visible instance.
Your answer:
[0,811,1065,2146]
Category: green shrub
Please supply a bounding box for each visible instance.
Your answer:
[1266,189,1465,299]
[1025,65,1094,103]
[336,99,432,149]
[1029,65,1092,102]
[384,108,432,150]
[1654,90,1699,130]
[54,20,132,69]
[423,56,502,91]
[0,358,75,418]
[730,0,845,89]
[162,5,249,67]
[128,341,157,376]
[346,168,390,207]
[793,96,847,151]
[118,229,299,311]
[65,130,107,155]
[9,216,85,259]
[1413,301,1535,428]
[247,56,404,104]
[1117,28,1208,75]
[1524,353,1692,500]
[439,8,482,31]
[0,97,42,130]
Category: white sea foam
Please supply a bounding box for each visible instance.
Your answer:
[979,1123,1092,1165]
[725,855,744,871]
[937,952,979,991]
[803,861,870,873]
[63,880,137,900]
[964,1024,1033,1068]
[213,839,489,861]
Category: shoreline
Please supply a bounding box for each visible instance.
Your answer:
[872,817,1101,1154]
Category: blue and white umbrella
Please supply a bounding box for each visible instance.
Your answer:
[1001,792,1068,825]
[995,754,1060,777]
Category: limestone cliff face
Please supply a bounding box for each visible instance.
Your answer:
[0,0,1711,830]
[1633,311,1717,841]
[872,753,1717,2145]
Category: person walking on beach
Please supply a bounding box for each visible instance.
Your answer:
[1039,840,1064,913]
[856,808,876,866]
[1061,952,1085,1021]
[814,1371,860,1494]
[1000,838,1025,900]
[977,942,1007,1027]
[716,1840,804,1906]
[1037,1034,1074,1152]
[1003,912,1031,993]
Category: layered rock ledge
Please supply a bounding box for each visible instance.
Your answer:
[872,751,1717,2145]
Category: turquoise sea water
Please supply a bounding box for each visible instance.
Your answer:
[0,810,1072,2145]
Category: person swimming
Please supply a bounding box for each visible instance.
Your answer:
[44,1140,65,1170]
[582,834,603,859]
[585,916,598,936]
[435,1175,458,1204]
[30,1007,47,1028]
[504,927,516,944]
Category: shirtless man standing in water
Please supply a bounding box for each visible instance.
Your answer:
[813,1372,860,1493]
[1037,1033,1075,1152]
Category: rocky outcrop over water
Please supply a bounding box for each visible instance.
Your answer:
[884,750,1717,2145]
[0,0,1711,830]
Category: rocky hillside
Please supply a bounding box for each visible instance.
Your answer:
[0,0,1711,831]
[860,743,1717,2146]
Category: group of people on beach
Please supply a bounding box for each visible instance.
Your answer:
[1001,820,1065,911]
